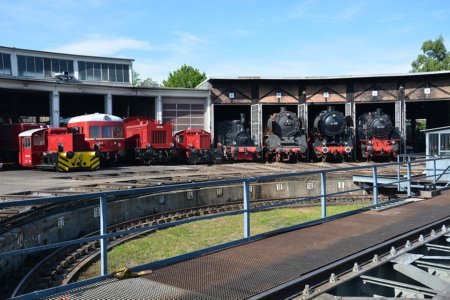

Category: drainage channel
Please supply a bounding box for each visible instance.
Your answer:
[252,217,450,299]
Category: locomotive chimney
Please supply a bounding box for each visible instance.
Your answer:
[280,106,287,112]
[327,106,333,112]
[240,113,246,124]
[376,108,382,115]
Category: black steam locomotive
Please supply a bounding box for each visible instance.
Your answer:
[311,106,353,161]
[357,108,400,160]
[216,113,261,161]
[264,107,307,162]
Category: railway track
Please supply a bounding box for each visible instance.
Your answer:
[7,195,386,298]
[0,161,398,202]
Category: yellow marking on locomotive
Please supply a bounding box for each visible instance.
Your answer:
[57,152,100,172]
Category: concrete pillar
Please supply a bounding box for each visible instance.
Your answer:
[50,90,60,127]
[155,95,163,123]
[11,53,18,76]
[104,93,113,115]
[73,59,79,80]
[204,92,211,133]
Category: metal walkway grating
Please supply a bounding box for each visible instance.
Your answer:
[45,277,218,300]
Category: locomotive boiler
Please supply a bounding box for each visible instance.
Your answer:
[311,106,353,162]
[264,107,307,162]
[216,113,261,161]
[357,108,400,160]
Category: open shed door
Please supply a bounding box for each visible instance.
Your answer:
[298,103,308,132]
[395,100,406,153]
[251,104,262,147]
[345,102,355,122]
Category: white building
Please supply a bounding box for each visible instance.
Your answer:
[0,46,211,132]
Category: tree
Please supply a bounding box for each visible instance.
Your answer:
[411,35,450,72]
[162,64,206,88]
[132,71,159,87]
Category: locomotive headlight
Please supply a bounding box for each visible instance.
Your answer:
[147,143,152,148]
[322,147,329,154]
[345,146,351,153]
[233,141,237,145]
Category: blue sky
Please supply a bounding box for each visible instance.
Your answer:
[1,0,449,83]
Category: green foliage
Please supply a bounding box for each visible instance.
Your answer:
[132,71,159,87]
[162,64,207,88]
[411,35,450,72]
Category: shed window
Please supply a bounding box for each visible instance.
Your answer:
[440,133,450,153]
[429,133,438,155]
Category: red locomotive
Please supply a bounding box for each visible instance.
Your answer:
[67,113,126,161]
[18,127,99,171]
[124,116,176,164]
[357,109,400,161]
[0,117,44,168]
[174,129,222,164]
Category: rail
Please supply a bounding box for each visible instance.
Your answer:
[1,156,450,299]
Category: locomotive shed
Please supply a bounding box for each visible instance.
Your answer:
[39,190,450,299]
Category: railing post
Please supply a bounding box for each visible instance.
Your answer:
[397,155,400,192]
[320,172,327,219]
[433,159,437,184]
[100,195,108,276]
[407,160,412,197]
[373,166,378,206]
[243,180,251,238]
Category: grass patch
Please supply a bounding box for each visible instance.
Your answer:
[78,204,364,280]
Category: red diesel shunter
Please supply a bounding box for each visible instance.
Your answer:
[174,129,223,164]
[18,127,99,171]
[124,116,176,164]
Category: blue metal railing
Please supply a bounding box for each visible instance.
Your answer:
[2,155,450,299]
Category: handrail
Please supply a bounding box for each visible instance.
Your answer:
[2,155,450,299]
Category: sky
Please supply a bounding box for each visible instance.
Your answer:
[1,0,449,84]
